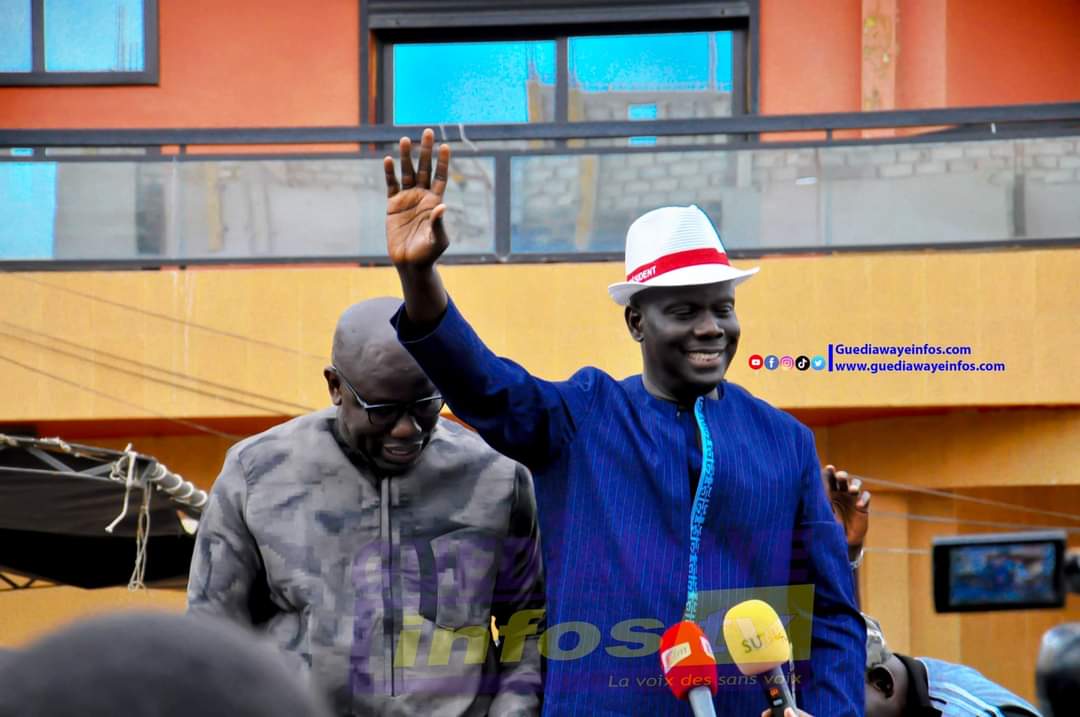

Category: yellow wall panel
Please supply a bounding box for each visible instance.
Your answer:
[0,247,1077,425]
[816,408,1080,488]
[861,492,912,654]
[0,586,185,648]
[817,420,1080,702]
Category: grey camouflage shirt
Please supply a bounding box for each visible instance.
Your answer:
[187,409,544,717]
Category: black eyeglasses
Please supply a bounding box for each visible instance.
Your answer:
[331,366,444,427]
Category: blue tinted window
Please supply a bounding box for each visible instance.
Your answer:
[627,103,658,146]
[627,103,658,121]
[0,163,57,259]
[0,0,32,72]
[568,31,734,121]
[570,31,732,92]
[394,41,555,124]
[44,0,145,72]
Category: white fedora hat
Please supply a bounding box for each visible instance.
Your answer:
[607,205,758,306]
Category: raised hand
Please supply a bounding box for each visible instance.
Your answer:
[385,128,452,269]
[821,465,871,561]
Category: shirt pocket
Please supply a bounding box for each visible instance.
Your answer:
[426,527,499,630]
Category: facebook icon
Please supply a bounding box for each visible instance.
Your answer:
[764,355,780,371]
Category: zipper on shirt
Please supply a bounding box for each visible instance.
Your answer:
[379,476,396,696]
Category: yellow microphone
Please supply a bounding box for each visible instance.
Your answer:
[721,599,796,717]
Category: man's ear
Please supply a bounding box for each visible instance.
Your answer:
[625,304,644,343]
[867,665,895,699]
[324,367,343,406]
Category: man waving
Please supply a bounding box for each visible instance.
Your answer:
[386,130,864,716]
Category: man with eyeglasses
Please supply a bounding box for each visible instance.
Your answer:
[187,297,545,717]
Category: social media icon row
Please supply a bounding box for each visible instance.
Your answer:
[748,354,826,371]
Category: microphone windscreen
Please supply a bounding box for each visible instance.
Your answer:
[721,599,792,676]
[659,621,718,700]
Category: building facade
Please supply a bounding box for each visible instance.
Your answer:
[2,0,1079,702]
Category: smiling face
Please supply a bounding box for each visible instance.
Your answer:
[325,340,439,475]
[625,281,740,405]
[324,297,440,476]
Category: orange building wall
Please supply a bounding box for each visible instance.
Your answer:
[3,0,1080,701]
[759,0,863,115]
[4,0,1076,128]
[946,0,1080,108]
[0,0,360,128]
[895,0,947,109]
[759,0,1080,116]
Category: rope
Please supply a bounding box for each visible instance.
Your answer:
[865,546,931,556]
[103,447,156,590]
[0,433,107,461]
[436,124,483,153]
[855,473,1080,523]
[872,508,1080,534]
[105,445,137,534]
[457,123,480,153]
[40,436,72,454]
[128,465,152,591]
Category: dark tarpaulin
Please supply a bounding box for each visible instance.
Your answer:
[0,436,202,589]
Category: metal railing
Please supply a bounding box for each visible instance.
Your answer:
[2,101,1079,269]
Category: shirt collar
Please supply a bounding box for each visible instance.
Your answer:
[896,653,941,717]
[632,375,726,414]
[327,414,382,477]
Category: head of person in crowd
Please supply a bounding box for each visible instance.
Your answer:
[608,205,759,406]
[863,614,908,717]
[0,611,331,717]
[324,297,443,475]
[1036,622,1080,716]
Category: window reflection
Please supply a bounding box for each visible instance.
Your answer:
[393,41,556,125]
[0,157,495,261]
[45,0,146,72]
[568,32,734,122]
[0,0,32,72]
[508,137,1080,254]
[0,163,58,259]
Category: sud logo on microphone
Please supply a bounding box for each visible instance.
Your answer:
[722,599,799,716]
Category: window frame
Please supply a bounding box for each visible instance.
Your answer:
[0,0,159,87]
[373,14,755,126]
